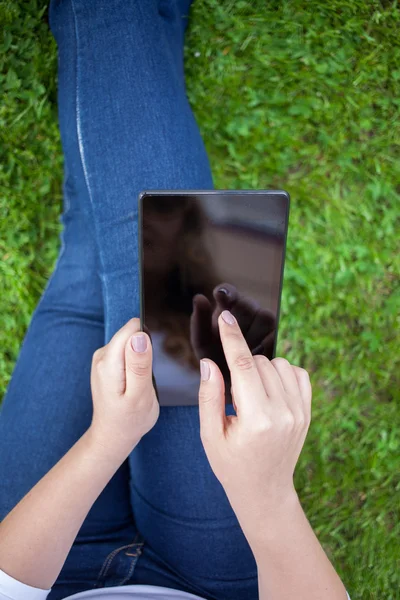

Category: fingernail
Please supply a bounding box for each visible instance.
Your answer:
[221,310,236,325]
[200,360,210,381]
[131,334,147,353]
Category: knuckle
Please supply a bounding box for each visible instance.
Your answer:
[300,368,312,387]
[93,349,106,370]
[92,348,103,363]
[234,354,254,371]
[281,410,295,429]
[126,360,150,378]
[199,389,218,405]
[130,317,141,330]
[271,357,290,369]
[250,416,272,435]
[296,415,305,429]
[297,366,310,378]
[254,355,269,368]
[126,317,139,327]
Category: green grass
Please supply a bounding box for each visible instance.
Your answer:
[1,0,399,598]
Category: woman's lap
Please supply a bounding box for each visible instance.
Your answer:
[0,1,258,598]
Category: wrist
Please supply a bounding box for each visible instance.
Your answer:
[83,426,140,465]
[238,489,303,558]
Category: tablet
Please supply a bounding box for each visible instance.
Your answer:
[139,190,290,406]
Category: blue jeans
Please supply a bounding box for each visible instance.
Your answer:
[0,1,258,599]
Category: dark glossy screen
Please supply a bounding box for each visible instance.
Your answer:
[140,191,289,406]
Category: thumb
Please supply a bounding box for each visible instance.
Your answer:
[198,360,226,443]
[124,331,153,396]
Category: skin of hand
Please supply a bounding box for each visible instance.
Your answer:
[0,315,347,598]
[198,308,310,529]
[198,310,348,600]
[89,317,159,456]
[0,318,159,591]
[190,284,276,390]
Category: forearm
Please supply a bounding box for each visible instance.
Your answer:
[0,428,132,590]
[243,493,348,600]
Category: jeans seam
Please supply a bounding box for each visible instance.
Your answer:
[97,535,138,581]
[117,542,144,586]
[93,533,142,588]
[70,0,109,341]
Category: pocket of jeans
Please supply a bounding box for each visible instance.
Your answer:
[93,533,145,589]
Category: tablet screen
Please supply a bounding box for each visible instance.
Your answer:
[139,191,289,406]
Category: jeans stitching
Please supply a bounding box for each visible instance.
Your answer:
[97,533,139,581]
[116,543,144,586]
[93,533,142,588]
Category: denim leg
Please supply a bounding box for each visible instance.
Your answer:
[48,1,258,598]
[49,0,214,344]
[0,4,138,596]
[0,194,141,600]
[1,1,257,598]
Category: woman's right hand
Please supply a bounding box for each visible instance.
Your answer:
[198,309,312,545]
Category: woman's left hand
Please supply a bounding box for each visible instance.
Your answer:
[89,318,159,457]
